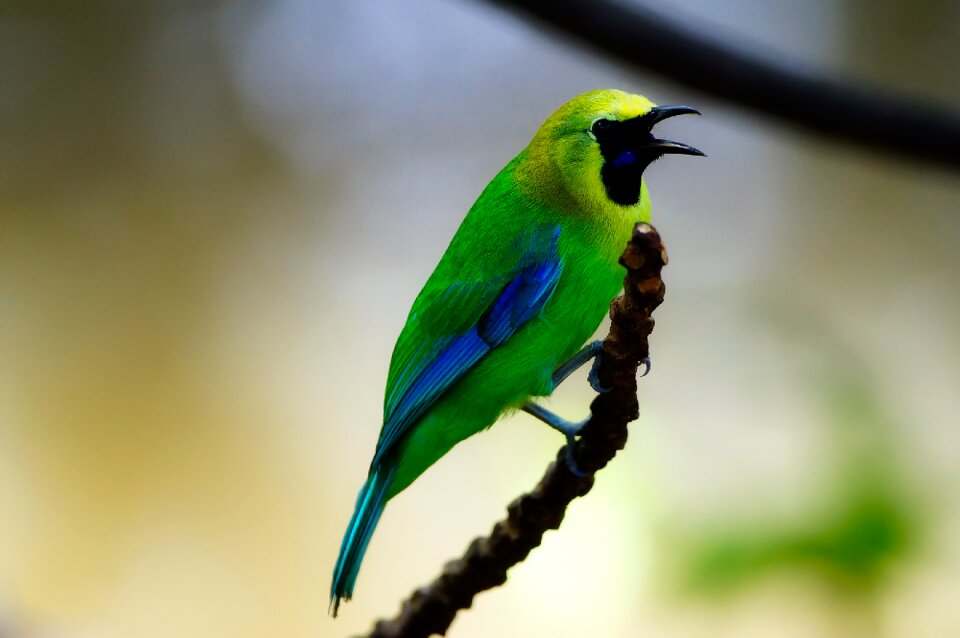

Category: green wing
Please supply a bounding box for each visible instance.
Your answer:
[373,222,562,467]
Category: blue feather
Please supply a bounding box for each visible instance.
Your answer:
[329,465,395,617]
[478,260,562,347]
[372,328,490,467]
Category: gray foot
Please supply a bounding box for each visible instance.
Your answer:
[552,341,603,389]
[588,353,611,393]
[522,403,590,476]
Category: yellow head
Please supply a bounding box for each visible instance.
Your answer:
[517,89,702,218]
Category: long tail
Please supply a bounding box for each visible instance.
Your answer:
[330,464,394,617]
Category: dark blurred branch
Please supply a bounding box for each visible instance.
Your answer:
[365,223,667,638]
[484,0,960,170]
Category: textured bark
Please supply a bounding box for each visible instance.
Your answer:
[364,222,668,638]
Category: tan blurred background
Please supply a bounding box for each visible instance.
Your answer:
[2,1,959,637]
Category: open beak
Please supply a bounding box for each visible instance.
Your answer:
[598,104,703,205]
[637,105,705,157]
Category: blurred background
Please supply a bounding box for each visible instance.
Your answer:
[2,1,959,637]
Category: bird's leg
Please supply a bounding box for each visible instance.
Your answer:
[552,340,612,393]
[538,343,653,475]
[523,403,586,437]
[522,403,590,477]
[552,341,651,393]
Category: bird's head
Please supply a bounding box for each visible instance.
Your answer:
[519,89,703,217]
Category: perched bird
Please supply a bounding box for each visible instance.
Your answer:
[331,89,702,615]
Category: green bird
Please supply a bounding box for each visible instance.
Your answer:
[331,89,702,614]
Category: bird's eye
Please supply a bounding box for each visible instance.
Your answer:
[590,118,615,138]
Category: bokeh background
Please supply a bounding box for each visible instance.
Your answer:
[2,1,959,637]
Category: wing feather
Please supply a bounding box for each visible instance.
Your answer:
[372,224,562,467]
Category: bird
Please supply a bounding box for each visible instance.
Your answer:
[330,89,702,615]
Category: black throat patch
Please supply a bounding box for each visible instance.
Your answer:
[594,118,660,206]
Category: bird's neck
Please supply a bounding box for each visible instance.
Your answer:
[512,149,651,224]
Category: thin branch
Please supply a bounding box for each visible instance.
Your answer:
[364,222,667,638]
[483,0,960,170]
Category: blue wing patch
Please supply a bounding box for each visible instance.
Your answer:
[371,227,563,467]
[478,259,563,347]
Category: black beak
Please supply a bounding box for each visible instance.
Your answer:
[596,104,703,206]
[644,105,701,125]
[648,139,706,157]
[639,105,705,157]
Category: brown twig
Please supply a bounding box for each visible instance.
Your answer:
[364,222,667,638]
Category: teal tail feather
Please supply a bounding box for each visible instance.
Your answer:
[330,465,394,617]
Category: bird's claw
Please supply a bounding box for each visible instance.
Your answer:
[640,356,651,378]
[563,434,590,477]
[588,353,612,393]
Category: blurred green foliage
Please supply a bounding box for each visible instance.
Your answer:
[679,315,923,597]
